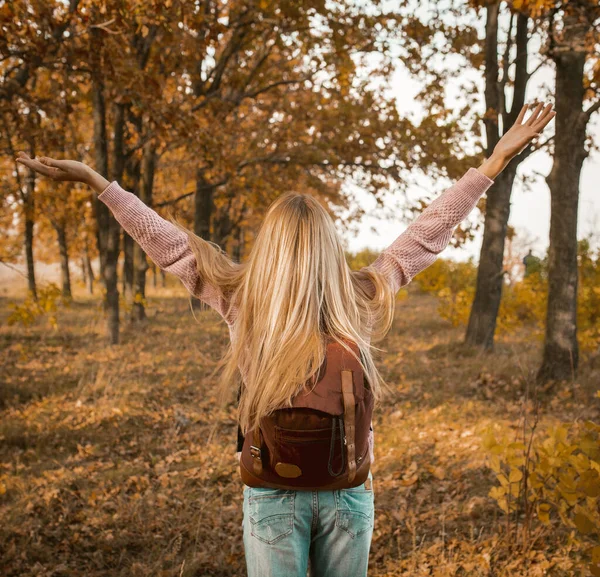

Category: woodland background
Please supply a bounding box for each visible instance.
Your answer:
[1,1,600,576]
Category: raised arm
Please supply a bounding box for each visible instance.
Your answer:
[15,152,235,324]
[369,167,494,294]
[366,101,557,294]
[96,181,235,323]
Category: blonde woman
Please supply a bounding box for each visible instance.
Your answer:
[17,101,555,577]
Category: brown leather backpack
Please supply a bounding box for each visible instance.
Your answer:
[239,336,373,490]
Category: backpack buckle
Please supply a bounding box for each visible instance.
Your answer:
[250,445,262,460]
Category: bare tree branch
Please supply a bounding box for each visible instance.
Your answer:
[583,97,600,122]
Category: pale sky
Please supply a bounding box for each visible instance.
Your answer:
[339,35,600,263]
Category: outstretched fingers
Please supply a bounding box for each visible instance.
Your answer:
[16,152,62,179]
[39,156,68,169]
[515,104,528,124]
[531,105,556,132]
[524,102,544,125]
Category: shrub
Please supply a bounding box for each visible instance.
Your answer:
[482,417,600,575]
[414,259,477,326]
[496,271,547,336]
[413,240,600,354]
[7,283,66,330]
[578,239,600,354]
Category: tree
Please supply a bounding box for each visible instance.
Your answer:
[375,1,555,349]
[465,2,539,350]
[0,0,81,102]
[1,111,39,299]
[0,1,82,300]
[3,0,467,345]
[535,0,600,381]
[160,1,413,235]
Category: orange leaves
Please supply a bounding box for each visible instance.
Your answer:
[426,464,446,480]
[512,0,561,19]
[398,460,420,486]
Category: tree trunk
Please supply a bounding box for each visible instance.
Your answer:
[56,223,72,299]
[239,225,245,261]
[214,212,232,251]
[122,233,134,298]
[24,208,36,300]
[132,141,156,322]
[465,166,517,348]
[194,168,213,240]
[192,169,214,308]
[121,144,140,301]
[214,189,238,250]
[465,7,530,349]
[23,162,37,300]
[151,261,157,288]
[91,53,120,344]
[537,12,589,382]
[84,239,94,295]
[105,102,126,340]
[232,224,243,262]
[80,256,87,286]
[214,200,234,251]
[232,203,247,262]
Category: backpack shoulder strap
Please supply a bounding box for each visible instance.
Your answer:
[341,369,356,483]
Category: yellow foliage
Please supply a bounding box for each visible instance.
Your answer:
[414,240,600,355]
[414,258,477,326]
[482,421,600,575]
[496,272,547,335]
[7,283,66,330]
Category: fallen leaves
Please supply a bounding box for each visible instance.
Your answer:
[1,291,598,576]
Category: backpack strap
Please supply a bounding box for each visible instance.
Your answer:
[341,369,356,483]
[251,426,263,475]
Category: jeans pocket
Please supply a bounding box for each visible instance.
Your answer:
[335,473,374,538]
[247,488,295,545]
[345,469,374,492]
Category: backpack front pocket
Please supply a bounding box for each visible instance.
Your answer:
[272,418,346,479]
[274,425,332,443]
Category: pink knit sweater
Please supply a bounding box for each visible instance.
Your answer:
[98,167,494,465]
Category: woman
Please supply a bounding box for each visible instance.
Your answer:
[17,102,555,577]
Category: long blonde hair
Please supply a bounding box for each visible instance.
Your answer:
[175,191,396,436]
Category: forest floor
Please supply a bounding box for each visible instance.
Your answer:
[1,283,599,577]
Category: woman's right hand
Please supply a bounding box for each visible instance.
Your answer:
[16,152,91,182]
[15,152,110,193]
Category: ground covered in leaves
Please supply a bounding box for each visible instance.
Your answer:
[1,285,598,576]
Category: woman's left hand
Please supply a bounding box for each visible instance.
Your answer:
[492,102,556,161]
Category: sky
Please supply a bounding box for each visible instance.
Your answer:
[338,24,600,264]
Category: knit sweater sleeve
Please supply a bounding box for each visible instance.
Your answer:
[367,167,494,294]
[97,181,234,324]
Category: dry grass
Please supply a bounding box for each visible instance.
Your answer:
[1,283,598,576]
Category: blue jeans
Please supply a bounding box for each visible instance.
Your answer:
[242,469,374,577]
